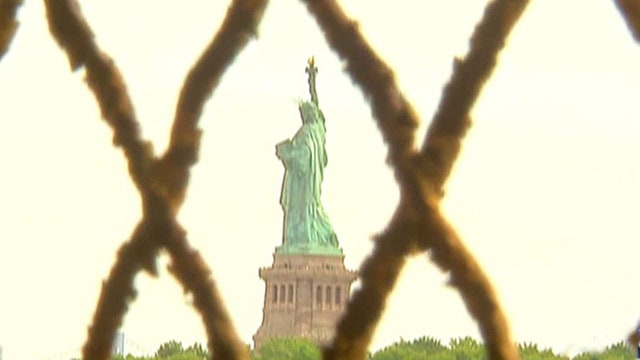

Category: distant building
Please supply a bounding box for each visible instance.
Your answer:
[636,326,640,359]
[111,331,125,356]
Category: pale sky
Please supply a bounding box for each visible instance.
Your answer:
[1,1,640,359]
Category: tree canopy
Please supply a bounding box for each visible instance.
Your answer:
[250,337,321,360]
[106,337,635,360]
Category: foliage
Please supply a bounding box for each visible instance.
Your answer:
[369,336,486,360]
[369,336,633,360]
[518,342,568,360]
[250,337,321,360]
[155,340,184,357]
[107,337,636,360]
[111,340,209,360]
[449,336,486,360]
[573,341,635,360]
[184,342,209,359]
[371,336,450,360]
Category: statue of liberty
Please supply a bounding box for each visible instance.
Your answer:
[275,57,341,255]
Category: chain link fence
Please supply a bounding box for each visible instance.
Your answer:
[1,1,639,359]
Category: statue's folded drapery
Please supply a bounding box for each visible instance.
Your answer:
[276,101,339,254]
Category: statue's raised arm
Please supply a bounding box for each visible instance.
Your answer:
[306,56,318,106]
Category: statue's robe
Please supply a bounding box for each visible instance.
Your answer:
[277,103,338,250]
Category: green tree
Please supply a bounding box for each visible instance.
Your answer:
[518,342,568,360]
[148,340,208,360]
[371,336,451,360]
[573,341,634,360]
[600,341,635,360]
[184,342,208,359]
[111,354,152,360]
[251,337,320,360]
[448,336,486,360]
[155,340,184,358]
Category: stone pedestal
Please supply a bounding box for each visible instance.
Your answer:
[253,253,357,349]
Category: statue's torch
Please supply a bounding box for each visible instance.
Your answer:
[305,56,318,106]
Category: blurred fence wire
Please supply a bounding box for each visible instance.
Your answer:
[1,0,639,359]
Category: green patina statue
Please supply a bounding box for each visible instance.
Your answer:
[275,57,342,256]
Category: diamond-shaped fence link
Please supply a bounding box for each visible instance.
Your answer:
[1,1,639,359]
